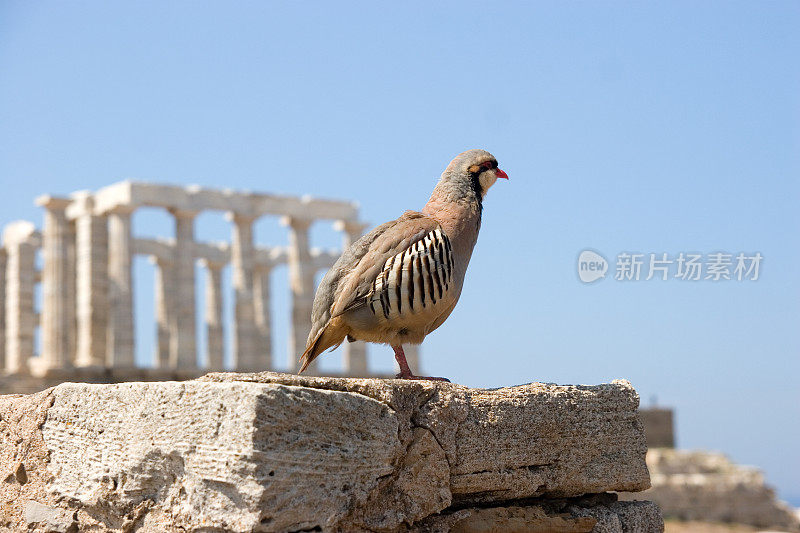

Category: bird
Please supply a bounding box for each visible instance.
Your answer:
[299,149,508,381]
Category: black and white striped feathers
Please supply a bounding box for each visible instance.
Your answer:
[367,227,454,321]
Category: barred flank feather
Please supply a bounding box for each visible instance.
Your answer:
[366,228,454,322]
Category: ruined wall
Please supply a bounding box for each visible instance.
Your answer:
[630,405,798,531]
[622,448,799,532]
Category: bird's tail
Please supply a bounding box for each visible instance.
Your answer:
[299,317,347,373]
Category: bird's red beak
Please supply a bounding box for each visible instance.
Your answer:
[495,168,509,180]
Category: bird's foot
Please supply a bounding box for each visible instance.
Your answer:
[394,372,451,382]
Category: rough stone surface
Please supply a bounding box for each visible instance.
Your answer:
[1,373,655,532]
[409,495,663,533]
[203,372,651,503]
[570,499,664,533]
[23,500,77,533]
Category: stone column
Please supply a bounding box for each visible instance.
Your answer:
[282,216,315,373]
[150,255,174,368]
[169,209,198,368]
[107,206,135,367]
[334,220,369,376]
[0,249,6,370]
[36,196,75,371]
[228,213,258,371]
[3,222,39,374]
[200,259,225,370]
[254,265,272,370]
[73,194,109,367]
[66,219,77,365]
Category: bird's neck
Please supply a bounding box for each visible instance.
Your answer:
[422,187,482,265]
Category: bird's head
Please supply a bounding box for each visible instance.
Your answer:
[442,149,508,202]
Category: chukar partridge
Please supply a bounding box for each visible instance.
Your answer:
[299,149,508,380]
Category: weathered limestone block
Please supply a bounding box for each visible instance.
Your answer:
[42,381,403,532]
[205,373,651,503]
[414,381,648,503]
[0,374,655,532]
[411,495,663,533]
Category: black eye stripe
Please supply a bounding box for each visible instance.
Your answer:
[473,160,498,173]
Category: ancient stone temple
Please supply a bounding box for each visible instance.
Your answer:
[0,181,419,393]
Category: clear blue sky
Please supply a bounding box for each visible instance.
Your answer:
[1,2,798,504]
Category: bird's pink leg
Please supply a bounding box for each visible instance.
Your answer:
[392,345,450,382]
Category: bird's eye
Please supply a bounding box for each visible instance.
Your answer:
[481,161,497,170]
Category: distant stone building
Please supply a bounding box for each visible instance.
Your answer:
[631,407,799,531]
[0,181,419,394]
